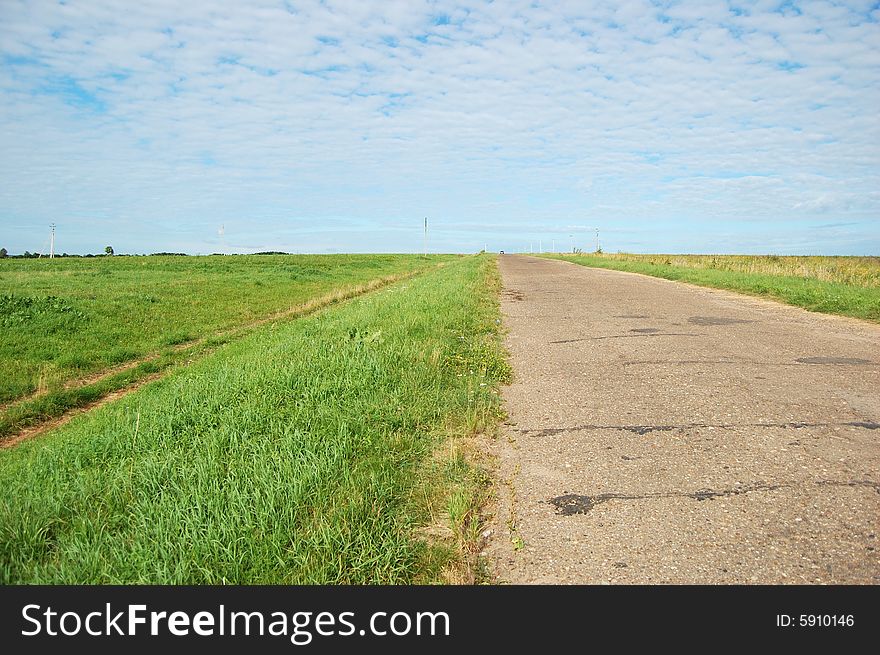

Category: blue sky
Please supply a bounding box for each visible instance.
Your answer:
[1,0,878,255]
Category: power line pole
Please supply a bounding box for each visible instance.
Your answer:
[595,227,599,253]
[423,217,427,258]
[49,223,56,259]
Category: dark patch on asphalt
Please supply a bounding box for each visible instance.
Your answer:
[519,420,880,437]
[816,479,880,495]
[549,494,594,515]
[687,485,779,500]
[550,333,701,344]
[549,483,783,515]
[848,421,880,430]
[522,425,676,436]
[624,425,677,435]
[548,479,879,517]
[688,316,754,326]
[616,314,650,319]
[612,562,628,568]
[630,327,661,333]
[685,483,782,501]
[796,356,873,365]
[624,358,879,369]
[503,289,525,301]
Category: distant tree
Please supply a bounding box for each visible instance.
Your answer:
[105,245,114,256]
[23,251,32,258]
[0,248,7,259]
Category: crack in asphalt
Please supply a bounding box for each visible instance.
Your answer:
[622,358,880,368]
[550,333,703,343]
[518,420,880,437]
[549,482,782,515]
[549,479,880,515]
[688,316,755,326]
[816,479,880,495]
[623,359,768,367]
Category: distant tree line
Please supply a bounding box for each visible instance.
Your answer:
[0,248,296,258]
[0,249,187,258]
[0,251,116,258]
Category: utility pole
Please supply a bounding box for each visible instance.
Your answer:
[595,227,600,253]
[49,223,55,259]
[423,217,428,258]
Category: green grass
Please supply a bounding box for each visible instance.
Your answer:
[0,254,450,405]
[0,254,510,584]
[0,254,453,439]
[542,253,880,322]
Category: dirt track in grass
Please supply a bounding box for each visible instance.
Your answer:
[2,269,424,448]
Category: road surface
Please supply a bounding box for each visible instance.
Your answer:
[485,255,880,584]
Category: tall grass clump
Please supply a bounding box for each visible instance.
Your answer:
[0,255,508,584]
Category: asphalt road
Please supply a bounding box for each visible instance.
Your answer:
[485,255,880,584]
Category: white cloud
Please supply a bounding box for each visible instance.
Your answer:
[0,0,878,254]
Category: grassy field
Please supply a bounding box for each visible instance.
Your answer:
[0,254,449,439]
[0,254,509,584]
[542,253,880,322]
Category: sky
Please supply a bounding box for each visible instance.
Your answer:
[0,0,878,255]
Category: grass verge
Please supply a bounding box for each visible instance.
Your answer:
[542,253,880,323]
[0,255,509,584]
